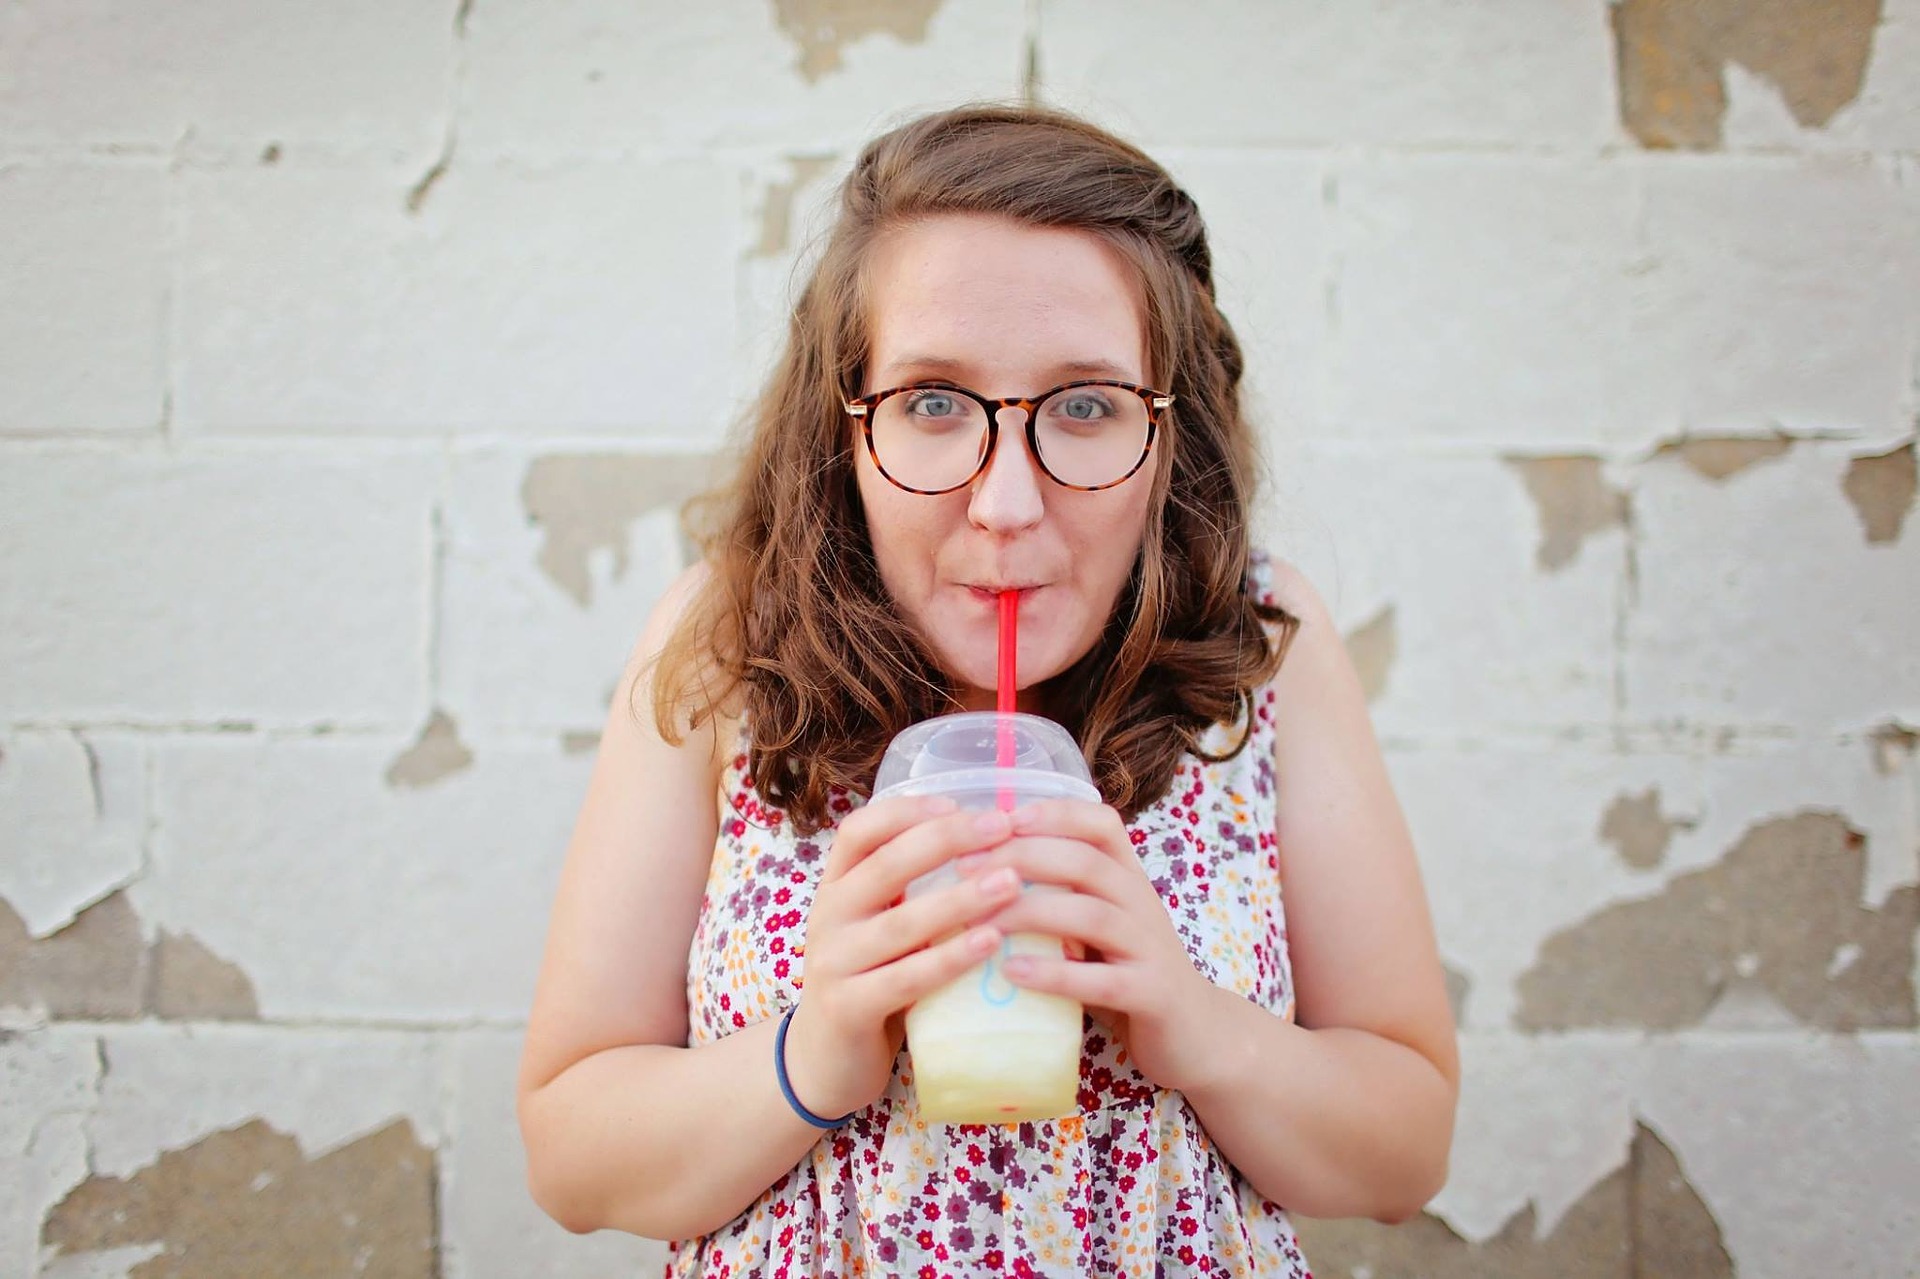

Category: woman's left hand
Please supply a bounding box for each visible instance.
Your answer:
[968,799,1221,1095]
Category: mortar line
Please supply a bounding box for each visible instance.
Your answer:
[1022,0,1042,103]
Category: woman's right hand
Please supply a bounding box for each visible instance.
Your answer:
[780,796,1023,1120]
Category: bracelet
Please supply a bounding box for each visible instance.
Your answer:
[775,1005,857,1129]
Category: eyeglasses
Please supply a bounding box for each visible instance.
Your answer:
[845,380,1172,495]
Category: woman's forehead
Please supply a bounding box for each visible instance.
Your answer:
[865,215,1150,388]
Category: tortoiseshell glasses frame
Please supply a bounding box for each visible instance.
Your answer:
[843,379,1174,496]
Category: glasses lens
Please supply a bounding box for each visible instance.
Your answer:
[1032,384,1151,488]
[868,388,990,491]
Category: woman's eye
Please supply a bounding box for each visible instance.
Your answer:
[907,393,959,417]
[1056,393,1113,421]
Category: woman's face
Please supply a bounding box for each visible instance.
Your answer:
[854,213,1160,709]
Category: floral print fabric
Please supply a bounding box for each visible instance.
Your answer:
[669,557,1309,1278]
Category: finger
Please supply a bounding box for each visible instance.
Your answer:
[970,835,1132,903]
[1000,953,1133,1011]
[846,923,1005,1019]
[985,887,1134,959]
[842,808,1015,911]
[836,867,1025,974]
[823,795,958,880]
[1008,799,1132,860]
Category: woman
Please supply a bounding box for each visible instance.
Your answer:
[518,104,1458,1277]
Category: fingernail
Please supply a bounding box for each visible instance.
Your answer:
[981,868,1019,896]
[1001,955,1033,979]
[1009,806,1039,832]
[967,927,1000,955]
[953,852,987,876]
[974,811,1008,837]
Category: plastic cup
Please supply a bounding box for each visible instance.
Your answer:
[871,711,1098,1124]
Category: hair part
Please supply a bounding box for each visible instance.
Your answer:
[652,103,1296,834]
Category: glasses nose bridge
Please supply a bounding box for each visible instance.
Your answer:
[973,394,1036,472]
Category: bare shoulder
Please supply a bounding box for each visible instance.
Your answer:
[1258,555,1334,629]
[632,558,717,665]
[1256,555,1344,682]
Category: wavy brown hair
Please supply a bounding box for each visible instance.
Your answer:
[652,103,1297,834]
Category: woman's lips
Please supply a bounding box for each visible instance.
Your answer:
[965,584,1041,604]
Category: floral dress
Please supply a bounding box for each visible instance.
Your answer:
[670,560,1309,1279]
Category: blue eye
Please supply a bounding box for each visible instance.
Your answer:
[1055,392,1114,421]
[906,391,962,418]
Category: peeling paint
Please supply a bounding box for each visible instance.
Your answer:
[0,731,144,938]
[755,156,835,258]
[1518,812,1919,1032]
[1342,606,1396,704]
[149,932,260,1021]
[1600,787,1693,871]
[1841,440,1916,544]
[1297,1122,1729,1278]
[521,453,717,607]
[1442,963,1471,1028]
[1868,721,1918,776]
[42,1118,435,1279]
[1652,433,1793,482]
[1611,0,1884,149]
[384,709,475,789]
[0,893,146,1019]
[772,0,944,81]
[1506,456,1630,572]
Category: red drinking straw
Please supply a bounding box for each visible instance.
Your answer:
[996,590,1018,811]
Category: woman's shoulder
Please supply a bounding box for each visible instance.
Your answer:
[1247,548,1333,633]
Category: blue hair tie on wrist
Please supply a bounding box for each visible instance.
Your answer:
[775,1005,857,1129]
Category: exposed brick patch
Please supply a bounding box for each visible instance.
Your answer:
[1651,434,1793,482]
[1611,0,1884,149]
[755,156,837,258]
[1505,457,1630,573]
[149,931,261,1021]
[3,893,260,1022]
[0,892,146,1019]
[521,454,718,607]
[384,709,475,790]
[772,0,945,81]
[1294,1123,1730,1278]
[1342,605,1397,704]
[1841,441,1916,545]
[1518,812,1919,1032]
[42,1118,436,1279]
[1600,788,1694,871]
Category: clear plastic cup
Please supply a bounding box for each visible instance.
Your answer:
[871,711,1098,1124]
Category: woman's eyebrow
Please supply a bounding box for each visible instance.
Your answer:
[880,355,1137,383]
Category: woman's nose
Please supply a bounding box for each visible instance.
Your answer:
[967,406,1046,533]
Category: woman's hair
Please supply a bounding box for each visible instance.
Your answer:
[652,103,1297,834]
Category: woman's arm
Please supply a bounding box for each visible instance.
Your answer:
[517,564,1029,1240]
[516,564,823,1239]
[1180,558,1458,1220]
[984,559,1457,1223]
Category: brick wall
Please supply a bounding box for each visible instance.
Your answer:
[3,3,1916,1276]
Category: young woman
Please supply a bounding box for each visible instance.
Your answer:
[518,104,1458,1278]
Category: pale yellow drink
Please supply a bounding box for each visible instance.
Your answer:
[871,712,1097,1125]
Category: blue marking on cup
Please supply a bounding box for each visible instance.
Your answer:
[980,937,1018,1006]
